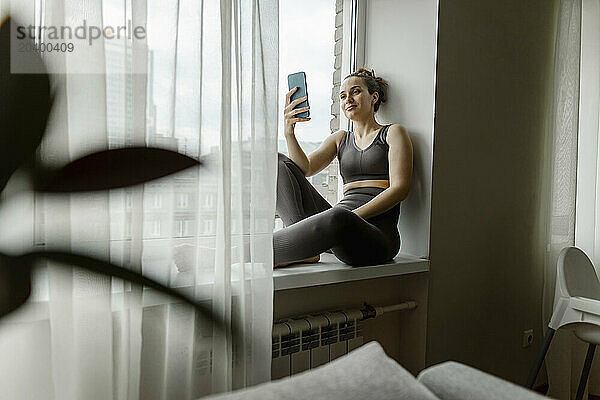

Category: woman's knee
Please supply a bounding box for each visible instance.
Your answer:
[278,152,293,167]
[328,207,355,224]
[277,153,307,184]
[277,153,293,180]
[277,153,295,174]
[303,208,345,238]
[318,207,354,235]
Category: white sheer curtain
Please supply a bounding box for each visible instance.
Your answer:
[0,0,278,398]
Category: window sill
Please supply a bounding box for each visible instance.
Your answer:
[273,253,429,291]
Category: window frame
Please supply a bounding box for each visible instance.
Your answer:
[575,0,598,250]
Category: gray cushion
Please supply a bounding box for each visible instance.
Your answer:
[203,341,439,400]
[417,361,552,400]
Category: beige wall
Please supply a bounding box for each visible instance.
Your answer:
[427,0,557,384]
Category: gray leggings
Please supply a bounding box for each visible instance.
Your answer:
[274,153,400,266]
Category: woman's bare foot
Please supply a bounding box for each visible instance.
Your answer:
[274,254,320,268]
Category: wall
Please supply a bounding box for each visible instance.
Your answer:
[363,0,438,258]
[361,0,558,384]
[427,0,557,384]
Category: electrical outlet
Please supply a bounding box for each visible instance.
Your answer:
[522,329,534,348]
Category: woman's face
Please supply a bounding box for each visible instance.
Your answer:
[339,76,378,121]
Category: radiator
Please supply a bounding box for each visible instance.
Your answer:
[271,301,417,379]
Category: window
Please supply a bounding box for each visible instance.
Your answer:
[204,220,214,235]
[204,193,214,209]
[152,193,162,209]
[175,219,184,237]
[275,0,342,232]
[150,219,161,237]
[177,193,189,209]
[125,192,133,210]
[278,0,339,203]
[183,219,194,236]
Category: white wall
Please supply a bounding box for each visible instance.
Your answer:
[363,0,438,258]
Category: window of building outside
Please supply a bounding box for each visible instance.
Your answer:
[275,0,342,231]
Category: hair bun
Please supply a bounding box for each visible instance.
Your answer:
[353,68,375,78]
[345,68,388,112]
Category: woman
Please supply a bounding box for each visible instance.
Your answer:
[274,68,413,267]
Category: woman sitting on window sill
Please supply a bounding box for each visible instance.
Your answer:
[275,68,413,267]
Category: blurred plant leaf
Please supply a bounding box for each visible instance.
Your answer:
[0,16,227,339]
[0,17,51,192]
[35,147,201,192]
[9,251,225,332]
[0,254,32,317]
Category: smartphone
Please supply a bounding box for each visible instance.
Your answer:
[287,72,310,118]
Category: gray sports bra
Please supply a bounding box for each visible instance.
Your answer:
[337,125,391,185]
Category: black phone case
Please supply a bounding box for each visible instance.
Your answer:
[287,72,310,118]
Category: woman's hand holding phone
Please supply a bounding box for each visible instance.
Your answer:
[284,87,310,137]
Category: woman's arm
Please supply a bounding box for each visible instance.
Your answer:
[283,87,345,176]
[285,130,345,177]
[352,124,413,219]
[306,130,345,176]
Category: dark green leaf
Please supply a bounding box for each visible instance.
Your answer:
[0,17,52,192]
[0,253,32,317]
[14,250,225,332]
[35,147,201,192]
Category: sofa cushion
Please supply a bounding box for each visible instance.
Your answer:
[203,341,439,400]
[417,361,551,400]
